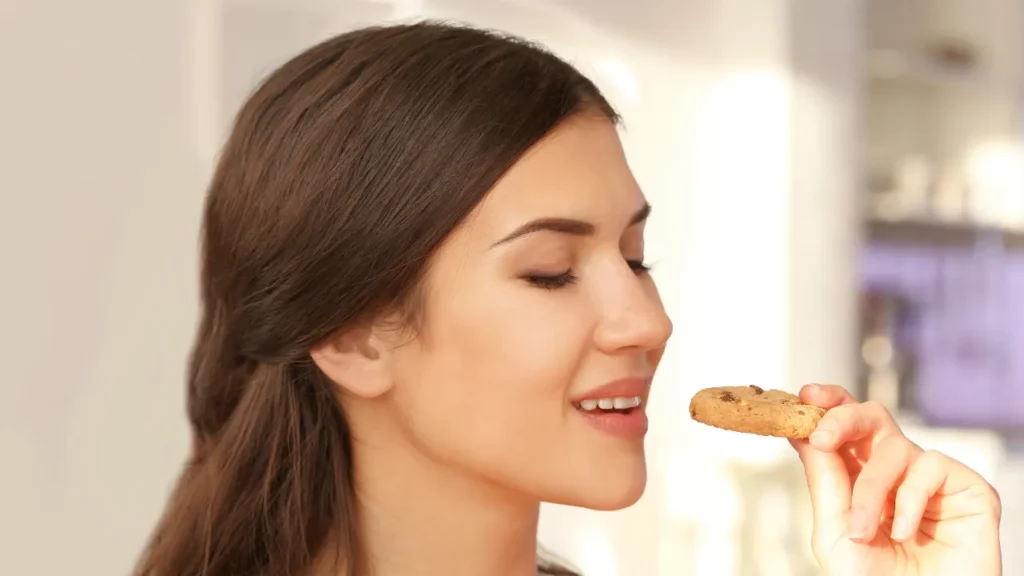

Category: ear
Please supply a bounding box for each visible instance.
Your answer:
[310,324,394,399]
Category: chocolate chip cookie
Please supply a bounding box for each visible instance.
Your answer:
[688,385,825,439]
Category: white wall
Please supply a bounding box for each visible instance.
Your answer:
[0,1,205,574]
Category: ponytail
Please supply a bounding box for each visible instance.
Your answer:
[136,335,361,575]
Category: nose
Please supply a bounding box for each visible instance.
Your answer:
[593,272,673,355]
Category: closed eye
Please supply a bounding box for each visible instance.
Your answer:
[627,259,651,274]
[524,271,577,289]
[524,258,649,290]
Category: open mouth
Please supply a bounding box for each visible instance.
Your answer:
[572,395,642,415]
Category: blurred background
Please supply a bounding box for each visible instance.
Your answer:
[1,0,1022,574]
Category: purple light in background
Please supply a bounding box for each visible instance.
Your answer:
[860,244,1024,429]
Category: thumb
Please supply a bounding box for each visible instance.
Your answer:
[791,438,851,554]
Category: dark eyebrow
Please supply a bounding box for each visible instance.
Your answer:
[491,202,651,248]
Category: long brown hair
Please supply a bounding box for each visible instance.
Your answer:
[136,21,615,576]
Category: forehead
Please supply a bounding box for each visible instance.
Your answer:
[468,115,645,233]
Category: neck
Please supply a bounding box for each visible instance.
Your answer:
[343,417,541,576]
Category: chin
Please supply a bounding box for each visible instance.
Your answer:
[547,458,648,511]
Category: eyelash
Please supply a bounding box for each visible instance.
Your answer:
[525,259,651,290]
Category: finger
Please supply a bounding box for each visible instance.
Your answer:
[799,383,858,409]
[848,435,920,542]
[791,437,852,549]
[809,401,900,452]
[891,450,949,542]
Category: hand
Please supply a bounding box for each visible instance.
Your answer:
[790,384,1002,576]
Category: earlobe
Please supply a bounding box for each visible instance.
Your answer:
[310,326,393,399]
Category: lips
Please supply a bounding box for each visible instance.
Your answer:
[571,377,652,438]
[571,376,651,404]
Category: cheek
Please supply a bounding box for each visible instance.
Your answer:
[391,283,591,475]
[428,281,590,404]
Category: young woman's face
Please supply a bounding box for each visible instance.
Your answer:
[385,114,672,510]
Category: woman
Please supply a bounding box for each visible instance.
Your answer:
[137,22,1002,576]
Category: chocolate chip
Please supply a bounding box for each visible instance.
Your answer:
[719,391,739,402]
[689,406,697,418]
[797,410,805,416]
[749,385,764,395]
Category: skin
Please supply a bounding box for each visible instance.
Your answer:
[312,115,1002,575]
[794,384,1003,576]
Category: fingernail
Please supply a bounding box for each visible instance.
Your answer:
[810,430,833,447]
[848,509,870,540]
[891,517,910,541]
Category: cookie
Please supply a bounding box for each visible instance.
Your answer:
[688,385,825,439]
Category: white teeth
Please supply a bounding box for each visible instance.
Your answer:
[613,396,640,409]
[578,396,642,411]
